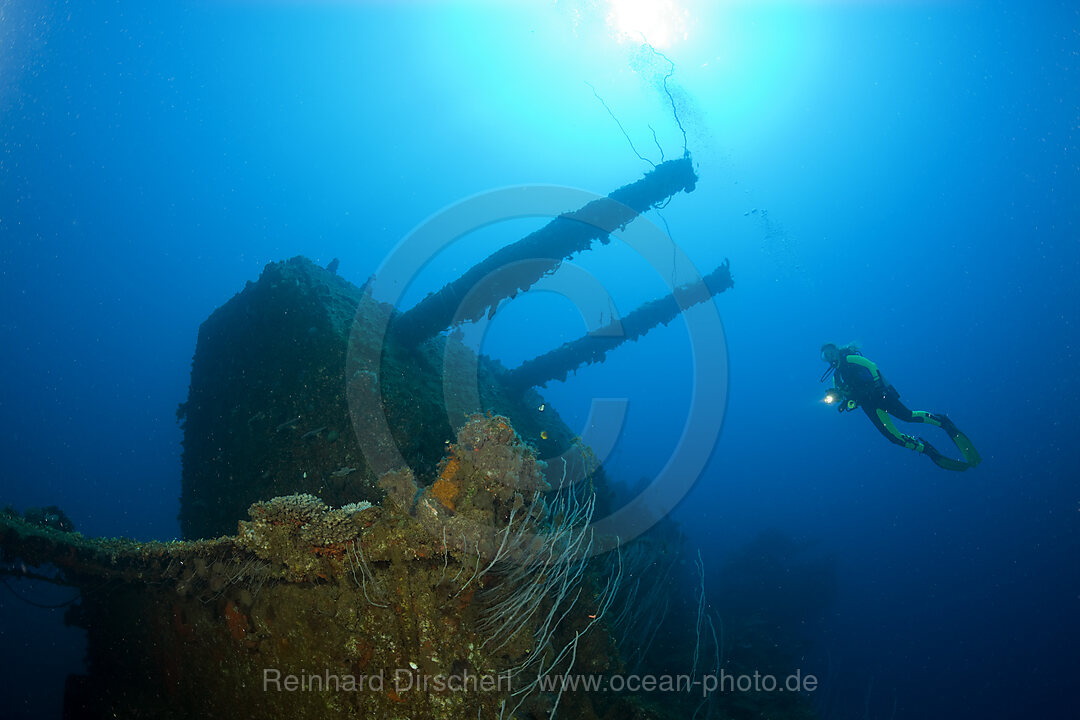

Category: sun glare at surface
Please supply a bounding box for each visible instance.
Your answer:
[606,0,689,49]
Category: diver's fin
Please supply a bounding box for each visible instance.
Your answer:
[951,429,982,467]
[930,453,972,472]
[925,413,982,469]
[914,410,944,428]
[921,441,972,471]
[937,414,982,467]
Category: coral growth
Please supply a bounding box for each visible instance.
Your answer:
[239,493,375,580]
[411,414,549,561]
[0,415,636,720]
[431,475,459,510]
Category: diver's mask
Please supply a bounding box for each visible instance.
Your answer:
[819,343,840,382]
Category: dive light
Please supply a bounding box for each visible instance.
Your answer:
[825,387,857,411]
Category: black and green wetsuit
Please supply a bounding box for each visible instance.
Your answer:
[831,353,981,471]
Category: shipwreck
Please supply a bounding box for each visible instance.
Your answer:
[0,158,762,720]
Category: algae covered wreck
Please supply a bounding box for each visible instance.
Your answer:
[4,414,632,719]
[177,157,728,541]
[0,160,746,719]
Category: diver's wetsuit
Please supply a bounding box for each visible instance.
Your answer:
[832,353,979,471]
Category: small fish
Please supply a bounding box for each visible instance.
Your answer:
[275,416,301,432]
[538,404,545,412]
[540,431,548,440]
[301,426,327,440]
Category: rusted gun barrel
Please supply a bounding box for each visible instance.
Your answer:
[390,157,698,346]
[504,259,732,389]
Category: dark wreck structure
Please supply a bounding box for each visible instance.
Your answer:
[0,158,818,720]
[176,156,724,541]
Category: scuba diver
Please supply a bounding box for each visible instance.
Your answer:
[819,343,982,471]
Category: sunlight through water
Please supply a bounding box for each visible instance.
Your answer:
[605,0,690,48]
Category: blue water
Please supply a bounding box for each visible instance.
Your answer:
[1,1,1076,718]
